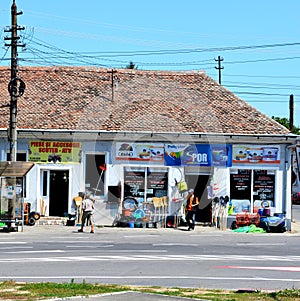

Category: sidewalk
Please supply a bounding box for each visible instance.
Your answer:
[19,219,300,234]
[43,291,207,301]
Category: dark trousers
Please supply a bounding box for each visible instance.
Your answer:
[186,210,196,229]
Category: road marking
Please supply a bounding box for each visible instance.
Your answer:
[218,266,300,272]
[0,242,27,244]
[66,245,115,248]
[1,254,300,263]
[4,250,65,254]
[236,243,286,246]
[0,247,32,250]
[152,243,198,246]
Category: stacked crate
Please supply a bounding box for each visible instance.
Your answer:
[236,213,260,227]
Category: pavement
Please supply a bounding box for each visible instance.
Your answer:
[43,291,208,301]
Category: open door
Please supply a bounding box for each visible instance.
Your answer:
[41,169,69,217]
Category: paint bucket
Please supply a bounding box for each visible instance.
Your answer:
[129,221,134,228]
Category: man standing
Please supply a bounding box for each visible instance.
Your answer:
[185,189,199,231]
[78,193,95,233]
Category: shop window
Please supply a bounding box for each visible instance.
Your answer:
[124,168,145,200]
[230,169,275,214]
[123,167,168,201]
[253,170,275,209]
[85,154,106,195]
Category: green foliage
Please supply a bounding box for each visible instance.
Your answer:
[126,61,138,69]
[272,116,300,134]
[1,281,300,301]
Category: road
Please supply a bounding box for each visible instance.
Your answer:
[1,217,300,291]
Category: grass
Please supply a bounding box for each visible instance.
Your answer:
[1,280,300,300]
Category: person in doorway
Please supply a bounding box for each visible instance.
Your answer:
[185,189,199,231]
[78,193,95,233]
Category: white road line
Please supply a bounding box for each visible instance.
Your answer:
[0,242,27,244]
[66,245,115,248]
[152,243,198,246]
[123,235,160,238]
[3,250,65,254]
[236,243,286,246]
[1,254,300,263]
[0,247,33,250]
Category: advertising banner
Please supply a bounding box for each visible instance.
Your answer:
[115,143,164,162]
[164,144,232,167]
[28,140,82,163]
[232,145,280,164]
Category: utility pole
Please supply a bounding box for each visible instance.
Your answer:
[4,0,25,162]
[3,1,26,228]
[215,55,224,85]
[107,69,117,101]
[289,94,294,132]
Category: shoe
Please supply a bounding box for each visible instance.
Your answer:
[90,230,94,233]
[78,229,83,232]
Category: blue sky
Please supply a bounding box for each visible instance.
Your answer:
[1,0,300,126]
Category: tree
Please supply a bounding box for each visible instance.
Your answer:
[272,116,300,134]
[125,61,138,69]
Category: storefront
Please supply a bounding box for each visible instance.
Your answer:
[108,141,290,229]
[0,135,293,230]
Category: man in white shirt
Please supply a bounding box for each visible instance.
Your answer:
[78,193,95,233]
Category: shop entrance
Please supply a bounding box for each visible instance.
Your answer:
[186,174,211,223]
[49,170,69,216]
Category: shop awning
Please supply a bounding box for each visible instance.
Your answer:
[0,161,35,177]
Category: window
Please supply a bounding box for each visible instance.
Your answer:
[6,152,27,161]
[85,154,106,195]
[230,169,276,214]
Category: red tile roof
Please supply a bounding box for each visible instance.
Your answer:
[0,66,289,135]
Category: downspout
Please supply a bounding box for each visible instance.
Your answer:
[286,143,299,231]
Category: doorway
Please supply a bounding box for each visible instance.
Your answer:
[186,174,211,223]
[49,170,69,216]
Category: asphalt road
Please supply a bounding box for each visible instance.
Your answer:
[1,217,300,292]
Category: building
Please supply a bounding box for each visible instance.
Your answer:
[0,66,298,229]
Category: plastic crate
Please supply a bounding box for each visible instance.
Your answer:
[248,213,260,226]
[236,213,260,227]
[235,213,249,227]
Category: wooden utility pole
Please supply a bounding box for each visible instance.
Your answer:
[107,69,118,101]
[4,0,25,162]
[289,94,294,132]
[3,1,25,226]
[215,56,224,85]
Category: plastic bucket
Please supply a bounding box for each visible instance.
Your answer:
[258,208,264,216]
[263,208,271,216]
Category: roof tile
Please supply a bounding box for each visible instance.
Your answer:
[0,66,289,135]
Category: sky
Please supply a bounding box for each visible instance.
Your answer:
[1,0,300,126]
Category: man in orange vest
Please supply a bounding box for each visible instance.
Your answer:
[185,189,199,231]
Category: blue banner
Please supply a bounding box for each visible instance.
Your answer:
[164,144,232,167]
